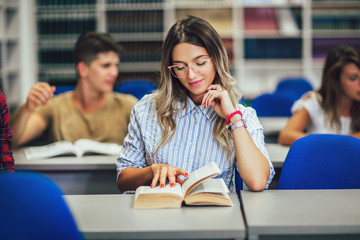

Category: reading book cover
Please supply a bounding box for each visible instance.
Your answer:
[133,162,233,209]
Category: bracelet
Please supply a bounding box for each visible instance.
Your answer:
[226,110,243,125]
[226,119,247,132]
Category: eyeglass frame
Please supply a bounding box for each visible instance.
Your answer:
[167,57,213,78]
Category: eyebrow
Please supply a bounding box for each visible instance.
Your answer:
[172,55,209,64]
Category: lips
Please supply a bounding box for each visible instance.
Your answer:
[189,80,202,87]
[106,80,115,85]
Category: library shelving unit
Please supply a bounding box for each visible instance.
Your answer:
[103,0,164,83]
[311,0,360,83]
[0,0,19,108]
[36,0,97,87]
[32,0,360,101]
[0,0,36,110]
[36,0,164,87]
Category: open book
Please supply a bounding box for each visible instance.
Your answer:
[133,162,233,209]
[24,139,123,160]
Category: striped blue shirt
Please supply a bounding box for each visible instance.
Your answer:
[116,94,275,191]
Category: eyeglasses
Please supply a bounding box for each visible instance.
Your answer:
[168,58,212,78]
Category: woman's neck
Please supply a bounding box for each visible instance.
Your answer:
[72,85,108,112]
[339,94,353,117]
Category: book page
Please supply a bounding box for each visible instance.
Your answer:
[24,141,75,160]
[186,178,229,196]
[182,162,221,197]
[74,139,123,157]
[135,183,183,199]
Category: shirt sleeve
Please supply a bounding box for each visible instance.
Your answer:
[0,92,15,173]
[116,102,147,178]
[291,91,318,115]
[240,105,275,189]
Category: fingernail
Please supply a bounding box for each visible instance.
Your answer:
[170,183,175,187]
[184,173,189,177]
[160,184,165,188]
[150,184,154,188]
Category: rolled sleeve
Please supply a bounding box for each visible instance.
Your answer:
[116,104,147,177]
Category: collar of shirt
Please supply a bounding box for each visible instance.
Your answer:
[174,95,217,122]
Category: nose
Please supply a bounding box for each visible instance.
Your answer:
[187,65,198,79]
[111,65,119,77]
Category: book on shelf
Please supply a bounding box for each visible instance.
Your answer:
[244,8,278,36]
[133,162,233,209]
[276,8,300,36]
[24,139,123,160]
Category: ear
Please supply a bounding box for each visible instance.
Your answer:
[76,62,88,78]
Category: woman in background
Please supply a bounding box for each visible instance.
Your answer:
[116,15,274,193]
[279,45,360,145]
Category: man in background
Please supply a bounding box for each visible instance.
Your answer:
[10,32,138,148]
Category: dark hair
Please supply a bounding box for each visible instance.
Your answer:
[74,32,122,66]
[318,45,360,131]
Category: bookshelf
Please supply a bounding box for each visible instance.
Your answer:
[1,0,356,109]
[36,0,97,86]
[0,0,35,110]
[311,0,360,82]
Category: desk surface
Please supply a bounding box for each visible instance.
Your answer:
[241,189,360,239]
[14,143,289,171]
[65,193,245,240]
[266,143,289,168]
[14,148,116,171]
[259,117,288,134]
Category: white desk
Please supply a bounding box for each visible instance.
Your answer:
[259,117,288,134]
[241,189,360,240]
[266,143,290,168]
[14,148,119,194]
[64,193,245,240]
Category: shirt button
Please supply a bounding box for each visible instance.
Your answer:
[194,121,198,124]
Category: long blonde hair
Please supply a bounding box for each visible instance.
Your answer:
[153,15,241,155]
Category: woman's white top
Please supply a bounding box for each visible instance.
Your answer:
[291,91,352,135]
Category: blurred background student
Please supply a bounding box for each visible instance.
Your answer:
[278,45,360,146]
[0,91,15,173]
[10,32,138,148]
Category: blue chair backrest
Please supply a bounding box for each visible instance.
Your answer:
[275,77,313,101]
[0,171,83,240]
[115,80,157,100]
[278,134,360,189]
[54,85,75,95]
[251,93,294,117]
[234,164,242,202]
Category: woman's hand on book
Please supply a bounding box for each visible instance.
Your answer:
[150,164,188,189]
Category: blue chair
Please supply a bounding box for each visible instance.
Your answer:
[54,85,75,95]
[115,79,157,100]
[275,77,313,101]
[277,134,360,189]
[251,93,295,117]
[234,164,242,202]
[0,172,83,240]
